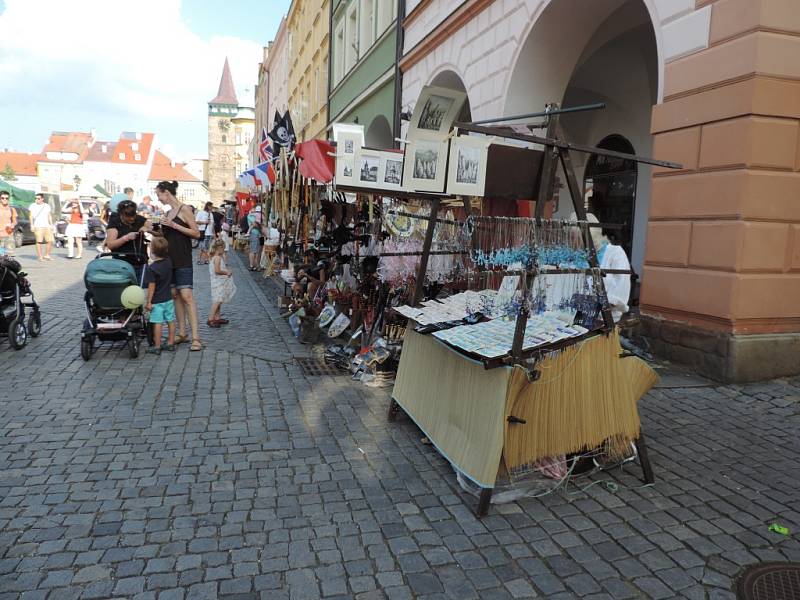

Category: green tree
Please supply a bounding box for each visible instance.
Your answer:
[0,163,16,181]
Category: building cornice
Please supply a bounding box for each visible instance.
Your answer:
[400,0,494,73]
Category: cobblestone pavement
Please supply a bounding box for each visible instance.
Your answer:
[1,243,800,599]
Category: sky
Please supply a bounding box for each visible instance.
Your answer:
[0,0,291,161]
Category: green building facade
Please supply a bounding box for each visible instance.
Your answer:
[328,0,400,148]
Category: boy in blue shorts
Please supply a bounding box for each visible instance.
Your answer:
[144,236,176,355]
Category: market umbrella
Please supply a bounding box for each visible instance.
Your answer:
[296,139,334,184]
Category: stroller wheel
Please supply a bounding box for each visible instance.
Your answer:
[128,337,140,359]
[28,312,42,337]
[80,336,93,361]
[8,317,27,350]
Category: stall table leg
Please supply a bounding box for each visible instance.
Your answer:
[387,399,401,422]
[635,431,655,484]
[477,488,493,518]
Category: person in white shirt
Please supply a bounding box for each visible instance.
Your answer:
[29,193,54,261]
[195,201,215,265]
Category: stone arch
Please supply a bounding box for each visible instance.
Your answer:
[365,115,393,149]
[502,0,661,272]
[428,67,472,122]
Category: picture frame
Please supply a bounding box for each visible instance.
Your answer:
[356,149,381,185]
[403,137,450,193]
[335,155,357,186]
[446,134,490,196]
[332,122,365,148]
[378,150,404,191]
[408,85,468,137]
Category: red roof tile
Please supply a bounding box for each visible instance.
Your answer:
[42,131,94,163]
[112,132,155,164]
[85,141,117,162]
[209,57,238,105]
[148,151,199,182]
[0,152,43,176]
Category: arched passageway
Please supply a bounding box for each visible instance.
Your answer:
[503,0,658,272]
[365,115,394,148]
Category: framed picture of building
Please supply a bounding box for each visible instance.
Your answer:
[408,86,467,137]
[403,137,450,193]
[446,134,490,196]
[332,122,364,152]
[356,150,381,184]
[335,156,357,186]
[378,151,405,191]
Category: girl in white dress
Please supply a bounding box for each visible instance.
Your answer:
[207,239,236,327]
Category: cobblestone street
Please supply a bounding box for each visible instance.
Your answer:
[1,243,800,600]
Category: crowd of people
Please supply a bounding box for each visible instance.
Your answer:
[4,182,241,355]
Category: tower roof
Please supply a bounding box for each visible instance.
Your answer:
[209,58,238,106]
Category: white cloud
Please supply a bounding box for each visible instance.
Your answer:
[0,0,262,156]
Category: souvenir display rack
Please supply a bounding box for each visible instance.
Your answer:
[386,104,679,516]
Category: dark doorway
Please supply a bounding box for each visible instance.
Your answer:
[583,134,637,259]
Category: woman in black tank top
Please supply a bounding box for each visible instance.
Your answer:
[155,180,203,351]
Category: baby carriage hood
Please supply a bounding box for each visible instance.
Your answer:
[84,258,138,311]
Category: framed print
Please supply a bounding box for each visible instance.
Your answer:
[408,85,467,137]
[357,150,381,185]
[378,151,404,191]
[403,137,449,193]
[332,122,365,147]
[446,134,490,195]
[335,156,356,186]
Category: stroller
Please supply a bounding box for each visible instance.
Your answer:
[0,256,42,350]
[81,253,147,360]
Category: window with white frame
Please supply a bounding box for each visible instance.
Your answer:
[333,10,345,85]
[360,0,376,54]
[377,0,396,36]
[345,2,358,72]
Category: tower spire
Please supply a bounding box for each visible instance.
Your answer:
[209,57,238,105]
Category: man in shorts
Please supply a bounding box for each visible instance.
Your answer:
[29,193,54,261]
[0,191,18,256]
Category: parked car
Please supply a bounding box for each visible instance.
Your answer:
[11,206,35,247]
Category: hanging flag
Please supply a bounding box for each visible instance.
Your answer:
[258,127,272,163]
[247,168,262,187]
[255,160,276,186]
[268,110,296,150]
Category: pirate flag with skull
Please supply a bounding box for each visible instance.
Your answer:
[269,110,296,150]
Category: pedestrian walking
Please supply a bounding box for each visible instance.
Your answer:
[0,191,18,257]
[29,193,54,261]
[207,239,235,328]
[195,201,214,264]
[155,180,203,352]
[144,236,176,355]
[64,198,86,259]
[248,220,263,270]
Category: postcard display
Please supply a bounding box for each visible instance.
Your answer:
[386,96,682,516]
[328,93,679,516]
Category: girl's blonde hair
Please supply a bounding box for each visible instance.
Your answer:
[210,239,226,254]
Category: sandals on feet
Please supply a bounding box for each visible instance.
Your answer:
[207,319,221,328]
[175,335,189,345]
[190,340,203,351]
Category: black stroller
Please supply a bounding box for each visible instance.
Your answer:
[81,253,147,360]
[0,256,42,350]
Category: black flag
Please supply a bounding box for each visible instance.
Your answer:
[269,110,296,150]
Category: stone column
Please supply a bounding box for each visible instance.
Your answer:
[640,0,800,382]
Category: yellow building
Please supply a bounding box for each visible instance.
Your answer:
[287,0,329,142]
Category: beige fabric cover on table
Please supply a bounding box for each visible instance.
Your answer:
[392,328,658,488]
[392,330,512,488]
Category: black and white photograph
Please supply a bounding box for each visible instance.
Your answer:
[456,146,480,184]
[413,147,438,180]
[343,164,352,177]
[344,139,354,154]
[384,159,402,185]
[446,135,489,195]
[359,155,379,183]
[417,94,455,131]
[403,138,449,192]
[409,85,467,136]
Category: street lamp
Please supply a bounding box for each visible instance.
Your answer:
[73,174,81,192]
